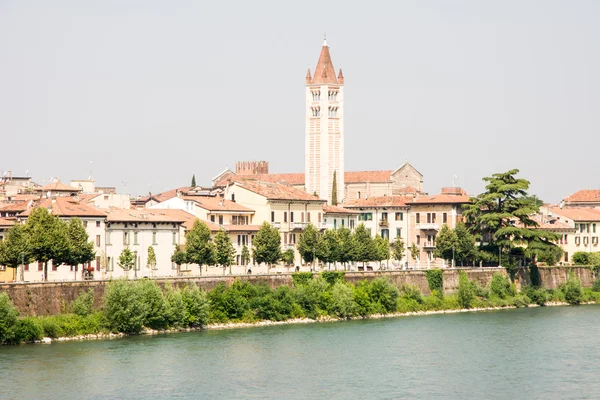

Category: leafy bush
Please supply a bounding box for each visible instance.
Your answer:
[71,290,94,316]
[0,293,19,344]
[321,271,345,286]
[472,281,490,299]
[181,284,210,327]
[572,252,591,265]
[561,274,583,305]
[523,286,549,306]
[368,278,400,313]
[425,269,444,295]
[294,277,329,319]
[511,294,531,308]
[457,271,475,309]
[11,317,43,344]
[399,284,423,304]
[353,281,373,316]
[292,272,313,286]
[490,273,515,299]
[329,282,356,318]
[164,284,186,328]
[592,279,600,293]
[104,280,149,334]
[138,280,168,330]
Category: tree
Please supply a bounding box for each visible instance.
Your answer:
[297,223,319,265]
[410,243,420,265]
[252,222,281,270]
[191,174,197,187]
[463,169,560,265]
[331,170,338,206]
[454,222,478,266]
[319,229,340,269]
[147,246,157,277]
[213,230,235,274]
[281,248,295,267]
[336,227,354,270]
[118,246,135,278]
[391,237,405,266]
[24,207,70,281]
[184,220,215,275]
[434,224,458,265]
[171,245,187,276]
[534,244,563,266]
[352,224,377,266]
[241,245,251,266]
[0,224,30,281]
[65,218,95,276]
[374,235,390,269]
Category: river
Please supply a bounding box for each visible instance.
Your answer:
[1,305,599,400]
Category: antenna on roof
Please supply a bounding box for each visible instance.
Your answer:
[89,161,93,180]
[452,174,458,187]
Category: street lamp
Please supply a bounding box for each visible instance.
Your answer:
[20,252,24,282]
[134,251,138,279]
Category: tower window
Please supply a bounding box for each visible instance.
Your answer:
[312,107,321,117]
[312,91,320,101]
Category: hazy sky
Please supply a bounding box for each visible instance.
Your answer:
[1,1,599,202]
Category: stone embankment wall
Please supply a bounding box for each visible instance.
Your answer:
[0,267,592,316]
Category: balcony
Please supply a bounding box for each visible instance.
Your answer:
[284,244,295,250]
[423,242,436,250]
[318,223,327,230]
[379,219,389,227]
[417,223,439,231]
[290,222,309,230]
[270,222,281,229]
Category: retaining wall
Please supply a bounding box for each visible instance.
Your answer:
[0,267,592,316]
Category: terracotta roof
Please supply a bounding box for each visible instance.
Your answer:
[152,187,191,203]
[235,181,325,202]
[550,207,600,222]
[36,181,80,192]
[182,196,254,213]
[8,194,41,202]
[345,171,392,183]
[0,218,15,227]
[78,194,101,204]
[0,202,29,212]
[323,205,359,214]
[564,190,600,203]
[344,196,412,208]
[310,42,339,85]
[409,194,471,205]
[20,198,107,218]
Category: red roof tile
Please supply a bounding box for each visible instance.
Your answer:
[20,198,107,218]
[344,196,412,208]
[36,181,80,192]
[344,171,392,183]
[409,194,471,205]
[564,190,600,203]
[0,217,15,227]
[183,196,254,213]
[550,207,600,222]
[0,202,29,212]
[323,205,359,214]
[310,42,338,85]
[235,181,325,202]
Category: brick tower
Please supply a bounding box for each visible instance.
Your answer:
[305,38,344,203]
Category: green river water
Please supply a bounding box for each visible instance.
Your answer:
[1,305,599,400]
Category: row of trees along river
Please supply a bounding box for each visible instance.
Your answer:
[0,169,571,278]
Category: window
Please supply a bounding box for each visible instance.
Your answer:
[24,263,29,271]
[283,233,288,245]
[38,262,43,271]
[334,219,337,229]
[341,219,345,228]
[358,213,373,221]
[416,213,420,224]
[104,195,109,201]
[594,224,597,234]
[96,256,101,271]
[318,213,322,223]
[289,233,296,244]
[564,252,569,263]
[173,232,177,245]
[106,232,111,245]
[395,212,403,221]
[416,235,421,245]
[584,237,589,246]
[307,212,311,222]
[381,212,388,221]
[231,193,235,202]
[210,215,215,223]
[381,229,389,239]
[432,213,437,223]
[134,232,139,245]
[109,257,114,272]
[301,212,304,223]
[290,212,294,223]
[396,228,402,238]
[575,237,581,245]
[284,212,288,223]
[83,221,88,228]
[96,221,101,228]
[271,212,275,222]
[123,232,129,245]
[357,191,361,199]
[427,213,431,223]
[152,232,157,245]
[593,237,598,245]
[443,213,447,224]
[350,219,355,229]
[237,235,248,246]
[96,235,101,247]
[218,215,223,225]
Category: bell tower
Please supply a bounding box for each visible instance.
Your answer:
[305,38,344,203]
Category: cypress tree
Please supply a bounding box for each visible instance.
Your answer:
[191,174,197,187]
[331,170,338,206]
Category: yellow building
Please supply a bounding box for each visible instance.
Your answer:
[0,217,17,282]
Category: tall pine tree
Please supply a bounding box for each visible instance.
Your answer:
[331,170,338,206]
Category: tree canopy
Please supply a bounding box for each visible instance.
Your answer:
[297,223,319,264]
[214,230,235,268]
[184,220,215,270]
[252,222,281,266]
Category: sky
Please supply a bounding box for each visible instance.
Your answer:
[1,0,599,202]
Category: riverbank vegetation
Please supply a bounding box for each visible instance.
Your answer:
[2,271,600,345]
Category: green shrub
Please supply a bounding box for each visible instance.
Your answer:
[104,280,149,334]
[181,284,210,327]
[368,278,400,313]
[562,274,583,305]
[251,286,295,321]
[321,271,345,286]
[511,294,531,308]
[40,317,63,338]
[329,282,356,318]
[425,269,444,295]
[572,252,590,265]
[592,279,600,293]
[353,281,373,317]
[524,286,549,306]
[71,290,94,316]
[11,317,43,344]
[292,272,314,286]
[457,271,475,309]
[399,284,423,304]
[164,284,186,328]
[472,281,490,299]
[294,277,329,319]
[490,273,515,299]
[138,280,168,330]
[0,293,19,344]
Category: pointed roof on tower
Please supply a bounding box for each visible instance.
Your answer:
[309,39,338,85]
[337,68,344,84]
[305,68,312,84]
